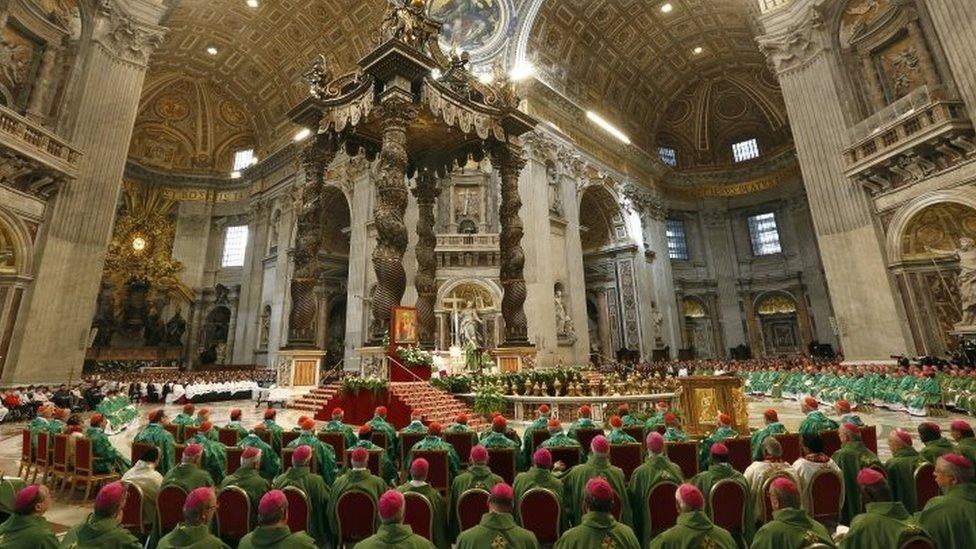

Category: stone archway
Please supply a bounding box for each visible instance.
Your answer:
[754,291,800,356]
[681,296,716,359]
[435,278,502,351]
[0,210,34,380]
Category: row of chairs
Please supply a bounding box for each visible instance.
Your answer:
[17,431,120,502]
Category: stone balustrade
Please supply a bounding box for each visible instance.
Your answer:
[435,233,500,268]
[0,104,81,181]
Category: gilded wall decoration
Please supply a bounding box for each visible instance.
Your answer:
[428,0,514,62]
[616,258,641,350]
[876,34,927,102]
[0,24,41,110]
[756,293,798,316]
[682,297,707,318]
[900,202,976,260]
[694,388,719,423]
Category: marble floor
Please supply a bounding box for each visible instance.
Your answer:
[0,393,972,532]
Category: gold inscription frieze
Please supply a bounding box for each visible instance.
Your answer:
[666,164,801,200]
[160,187,249,203]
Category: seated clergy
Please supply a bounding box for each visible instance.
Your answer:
[750,408,788,461]
[743,437,799,521]
[273,445,331,548]
[691,442,754,542]
[555,477,639,549]
[240,424,280,481]
[261,408,285,452]
[699,413,738,470]
[916,454,976,548]
[455,483,538,549]
[836,399,864,427]
[568,405,600,441]
[449,445,504,540]
[884,428,923,513]
[798,396,838,437]
[156,487,226,549]
[838,468,930,549]
[322,407,357,449]
[60,482,141,548]
[354,489,435,549]
[186,421,227,484]
[133,409,177,474]
[663,413,689,442]
[540,418,584,449]
[287,416,337,485]
[328,447,388,543]
[644,400,671,429]
[605,415,637,444]
[121,445,164,529]
[648,484,736,549]
[950,419,976,465]
[0,485,58,549]
[351,424,398,485]
[792,432,844,514]
[521,405,552,466]
[750,477,834,549]
[405,421,461,482]
[219,446,270,521]
[223,408,249,441]
[628,432,684,547]
[831,422,883,525]
[171,404,196,440]
[237,490,317,549]
[366,406,399,462]
[161,443,214,493]
[514,447,567,529]
[563,435,631,527]
[85,413,131,474]
[397,458,449,549]
[918,422,954,464]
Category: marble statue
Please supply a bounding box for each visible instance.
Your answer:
[259,306,271,348]
[928,238,976,328]
[459,300,483,348]
[554,288,576,342]
[165,310,186,346]
[0,249,15,273]
[547,164,563,216]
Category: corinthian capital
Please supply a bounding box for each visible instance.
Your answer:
[756,9,827,76]
[621,180,666,222]
[94,0,166,67]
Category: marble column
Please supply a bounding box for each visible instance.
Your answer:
[742,293,764,355]
[702,209,744,354]
[1,4,166,384]
[595,289,613,362]
[412,170,438,348]
[232,202,268,363]
[492,142,530,346]
[925,0,976,123]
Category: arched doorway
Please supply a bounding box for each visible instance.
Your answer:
[682,296,716,358]
[436,279,500,351]
[201,305,231,364]
[755,292,800,355]
[317,185,351,363]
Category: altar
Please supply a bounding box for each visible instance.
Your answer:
[676,376,749,436]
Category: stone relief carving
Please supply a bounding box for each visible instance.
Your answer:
[96,1,166,67]
[927,238,976,329]
[546,162,563,217]
[756,9,826,76]
[554,285,576,344]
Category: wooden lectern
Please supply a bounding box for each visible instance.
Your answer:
[676,376,749,436]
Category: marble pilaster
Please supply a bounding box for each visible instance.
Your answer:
[925,0,976,124]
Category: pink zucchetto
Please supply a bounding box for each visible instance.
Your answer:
[13,485,40,513]
[378,489,404,520]
[771,477,799,494]
[951,420,974,433]
[586,477,614,502]
[856,468,885,487]
[677,483,705,510]
[533,448,553,469]
[841,422,861,435]
[94,481,125,512]
[184,487,214,512]
[258,490,287,515]
[590,435,610,455]
[242,446,261,460]
[646,432,665,453]
[410,458,429,478]
[893,429,913,447]
[490,483,514,501]
[183,443,203,459]
[292,445,312,465]
[350,447,369,465]
[942,453,974,469]
[470,445,489,464]
[710,442,729,457]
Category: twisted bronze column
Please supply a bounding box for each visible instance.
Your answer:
[492,142,530,346]
[412,170,439,348]
[370,98,417,341]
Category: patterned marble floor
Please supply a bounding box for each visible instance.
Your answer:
[0,393,971,531]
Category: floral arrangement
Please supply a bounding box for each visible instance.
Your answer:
[341,376,387,394]
[396,345,434,369]
[473,381,506,416]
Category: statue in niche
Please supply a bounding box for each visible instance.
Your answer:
[215,283,230,305]
[258,306,271,348]
[547,163,563,216]
[651,301,664,346]
[164,310,187,346]
[0,249,15,273]
[928,238,976,328]
[143,304,164,346]
[554,287,577,343]
[216,342,228,365]
[455,187,480,223]
[459,300,484,348]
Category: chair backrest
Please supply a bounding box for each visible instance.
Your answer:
[709,479,747,535]
[519,488,561,543]
[74,438,94,474]
[774,433,802,463]
[400,432,427,466]
[582,488,623,521]
[336,489,377,543]
[574,428,604,452]
[759,471,796,523]
[665,441,699,479]
[444,432,475,467]
[183,426,199,442]
[609,443,643,481]
[35,432,50,466]
[257,430,273,447]
[52,434,68,471]
[369,430,389,449]
[861,425,878,454]
[281,431,301,449]
[808,468,843,523]
[726,437,752,473]
[403,491,434,541]
[530,430,549,452]
[174,444,185,463]
[655,425,667,435]
[226,447,243,474]
[899,535,935,549]
[412,449,450,493]
[163,423,180,443]
[457,489,490,532]
[282,486,310,534]
[157,485,188,536]
[131,442,157,465]
[821,430,841,456]
[218,428,239,447]
[20,429,30,461]
[346,449,383,477]
[486,448,516,484]
[317,431,347,468]
[217,486,251,542]
[119,482,145,535]
[282,448,317,474]
[549,446,583,470]
[914,462,940,509]
[647,481,680,534]
[623,425,645,443]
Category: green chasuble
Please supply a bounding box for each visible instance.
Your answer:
[750,422,787,461]
[59,513,141,549]
[239,434,279,481]
[286,431,337,485]
[750,507,834,549]
[690,463,754,542]
[171,414,196,441]
[554,511,640,549]
[562,454,632,527]
[326,468,387,542]
[920,437,954,464]
[400,420,429,435]
[156,523,228,549]
[85,426,130,474]
[47,419,64,437]
[481,431,525,470]
[322,420,357,449]
[455,513,539,549]
[884,447,923,513]
[272,465,332,547]
[237,524,316,549]
[606,428,637,445]
[831,441,883,525]
[186,434,227,484]
[449,464,503,540]
[628,454,684,547]
[699,426,738,469]
[219,467,270,520]
[664,426,688,442]
[133,423,177,475]
[0,514,59,549]
[539,432,583,450]
[28,417,49,453]
[0,477,27,515]
[350,439,398,485]
[222,421,248,442]
[957,437,976,465]
[567,418,600,441]
[262,420,284,452]
[513,467,567,531]
[840,501,928,549]
[354,523,435,549]
[798,410,839,437]
[366,416,399,461]
[161,463,215,493]
[841,414,865,427]
[397,481,449,549]
[916,482,976,549]
[405,435,461,482]
[647,511,737,549]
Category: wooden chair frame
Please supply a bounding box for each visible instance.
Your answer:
[156,485,188,537]
[400,432,427,468]
[317,431,347,468]
[32,431,50,484]
[774,433,802,463]
[608,442,643,481]
[708,479,748,539]
[281,431,301,449]
[456,488,491,533]
[51,434,73,493]
[665,440,700,479]
[411,449,451,495]
[914,462,939,510]
[282,486,311,534]
[70,437,120,503]
[17,429,33,479]
[486,447,517,484]
[646,480,681,535]
[519,487,561,543]
[898,534,935,549]
[403,491,435,542]
[119,481,146,536]
[335,488,377,543]
[806,467,843,525]
[444,431,477,467]
[217,428,240,447]
[216,485,251,543]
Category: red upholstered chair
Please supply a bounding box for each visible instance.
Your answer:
[183,426,199,442]
[582,488,623,520]
[283,486,310,534]
[156,485,188,537]
[346,449,383,477]
[774,433,802,463]
[665,441,699,479]
[131,442,157,465]
[51,434,72,493]
[726,437,753,473]
[174,444,185,463]
[759,472,796,523]
[119,482,145,536]
[519,488,561,544]
[370,431,389,450]
[861,425,878,454]
[574,428,604,452]
[444,432,476,467]
[900,536,935,549]
[530,430,549,453]
[70,438,120,503]
[808,468,843,525]
[655,425,667,435]
[457,489,490,532]
[257,430,273,448]
[821,430,841,456]
[400,432,427,467]
[317,431,347,468]
[647,481,680,535]
[549,446,582,470]
[17,429,33,479]
[709,479,747,541]
[486,448,517,484]
[163,424,180,443]
[403,491,434,542]
[623,426,645,444]
[412,449,450,494]
[336,489,377,544]
[32,431,50,483]
[217,486,251,544]
[218,428,239,447]
[281,431,300,449]
[225,446,243,474]
[609,443,643,481]
[914,462,939,509]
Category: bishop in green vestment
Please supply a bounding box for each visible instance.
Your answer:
[751,409,788,460]
[562,435,632,527]
[455,483,538,549]
[404,423,461,483]
[884,429,923,513]
[328,448,388,544]
[831,424,884,525]
[272,445,332,548]
[567,405,601,442]
[644,401,671,429]
[555,477,639,549]
[0,485,58,549]
[480,412,523,449]
[352,427,399,485]
[648,483,737,549]
[156,487,228,549]
[322,407,357,449]
[950,420,976,464]
[186,422,227,484]
[237,490,317,549]
[617,404,638,428]
[59,481,141,549]
[171,404,197,441]
[698,413,739,470]
[366,406,399,462]
[628,432,684,547]
[513,448,567,530]
[663,413,689,442]
[798,397,839,437]
[521,405,552,465]
[218,447,270,521]
[918,421,954,464]
[539,420,584,451]
[240,427,280,480]
[28,406,52,455]
[161,444,215,493]
[86,415,130,475]
[916,454,976,549]
[222,409,249,442]
[397,458,449,549]
[690,443,754,543]
[287,418,337,485]
[839,467,930,549]
[605,415,638,444]
[353,490,436,548]
[750,476,834,549]
[449,445,504,540]
[400,415,429,436]
[261,408,284,452]
[133,410,177,475]
[480,416,524,470]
